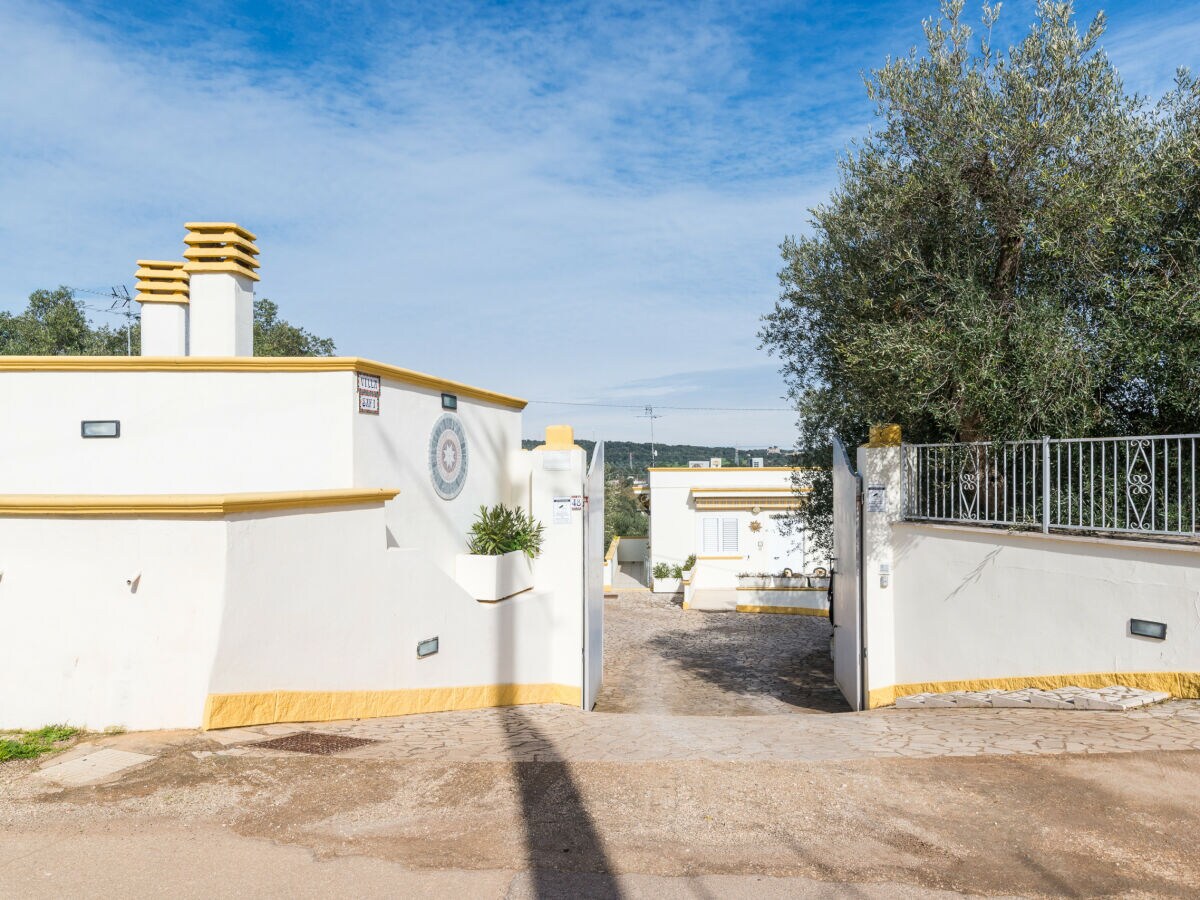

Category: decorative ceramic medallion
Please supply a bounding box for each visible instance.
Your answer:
[429,414,468,500]
[749,520,762,532]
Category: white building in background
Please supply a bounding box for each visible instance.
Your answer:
[647,465,829,613]
[0,222,603,731]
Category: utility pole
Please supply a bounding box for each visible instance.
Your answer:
[637,405,662,466]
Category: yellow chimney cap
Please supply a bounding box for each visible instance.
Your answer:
[183,244,261,268]
[135,267,189,282]
[184,222,257,242]
[136,260,188,270]
[183,231,260,255]
[536,424,581,451]
[181,260,261,282]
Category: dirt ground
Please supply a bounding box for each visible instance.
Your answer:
[3,594,1198,897]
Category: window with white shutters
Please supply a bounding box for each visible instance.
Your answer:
[700,517,739,554]
[721,517,738,553]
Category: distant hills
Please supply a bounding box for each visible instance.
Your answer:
[519,438,814,477]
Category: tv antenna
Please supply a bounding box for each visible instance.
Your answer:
[636,405,662,464]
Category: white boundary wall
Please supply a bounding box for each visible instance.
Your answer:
[859,442,1200,706]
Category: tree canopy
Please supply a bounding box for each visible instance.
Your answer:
[761,0,1200,453]
[0,288,336,358]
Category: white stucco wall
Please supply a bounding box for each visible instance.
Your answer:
[0,517,227,730]
[351,377,523,570]
[881,524,1200,692]
[0,370,355,493]
[857,442,1200,705]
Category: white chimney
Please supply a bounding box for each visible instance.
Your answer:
[182,222,258,356]
[135,260,189,356]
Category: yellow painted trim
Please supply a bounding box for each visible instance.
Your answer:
[681,600,691,609]
[136,294,190,305]
[616,534,647,539]
[0,356,528,410]
[0,488,399,518]
[137,259,187,268]
[603,585,613,592]
[735,586,827,591]
[694,502,801,511]
[691,487,800,494]
[184,221,257,241]
[868,671,1200,709]
[202,683,582,729]
[605,536,620,562]
[697,554,743,560]
[534,424,582,450]
[863,424,902,448]
[736,604,829,616]
[182,260,261,281]
[649,466,820,472]
[135,269,189,282]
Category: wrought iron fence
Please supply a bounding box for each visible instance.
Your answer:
[902,434,1200,538]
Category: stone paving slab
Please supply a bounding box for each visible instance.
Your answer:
[896,685,1170,711]
[201,699,1200,765]
[34,749,155,786]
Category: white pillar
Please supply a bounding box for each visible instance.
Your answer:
[134,260,189,356]
[182,222,259,357]
[529,425,586,691]
[857,424,903,708]
[187,272,255,356]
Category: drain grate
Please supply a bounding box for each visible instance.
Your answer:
[249,731,379,755]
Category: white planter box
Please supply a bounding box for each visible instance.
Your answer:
[808,576,831,589]
[737,575,810,590]
[455,550,533,602]
[653,577,682,594]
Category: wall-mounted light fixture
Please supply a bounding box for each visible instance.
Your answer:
[1130,618,1167,640]
[417,636,439,658]
[441,393,458,411]
[81,420,120,438]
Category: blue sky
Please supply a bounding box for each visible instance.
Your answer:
[1,0,1196,445]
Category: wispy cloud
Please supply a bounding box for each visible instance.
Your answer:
[0,0,1189,445]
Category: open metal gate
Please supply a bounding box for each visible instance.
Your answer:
[582,441,605,710]
[831,435,864,710]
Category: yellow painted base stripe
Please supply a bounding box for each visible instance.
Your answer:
[868,671,1200,709]
[203,683,582,730]
[736,604,829,616]
[0,487,399,518]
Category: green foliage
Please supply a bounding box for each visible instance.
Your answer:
[651,562,671,579]
[604,468,648,546]
[682,554,696,572]
[254,298,336,357]
[670,564,684,579]
[1,288,335,359]
[0,287,133,355]
[466,504,545,559]
[760,1,1200,552]
[0,724,80,761]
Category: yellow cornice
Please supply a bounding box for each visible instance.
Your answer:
[648,466,820,472]
[0,488,399,518]
[184,222,257,242]
[0,356,528,410]
[691,487,806,494]
[135,294,190,305]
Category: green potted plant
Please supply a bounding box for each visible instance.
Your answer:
[651,561,682,594]
[455,504,545,602]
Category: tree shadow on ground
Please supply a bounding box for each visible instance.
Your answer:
[502,708,623,899]
[647,615,849,714]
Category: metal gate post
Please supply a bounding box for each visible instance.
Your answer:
[1041,436,1051,534]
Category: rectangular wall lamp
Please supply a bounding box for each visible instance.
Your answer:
[441,393,458,411]
[81,420,120,438]
[1129,618,1167,640]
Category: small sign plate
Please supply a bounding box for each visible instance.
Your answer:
[358,393,380,415]
[866,485,886,513]
[357,373,381,394]
[552,497,572,525]
[570,495,584,511]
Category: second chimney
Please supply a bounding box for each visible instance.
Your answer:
[182,222,259,356]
